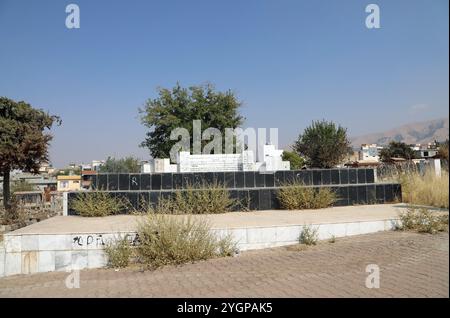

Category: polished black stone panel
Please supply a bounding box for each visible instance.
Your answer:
[224,172,235,188]
[367,185,376,204]
[335,186,349,206]
[255,172,265,187]
[89,175,97,190]
[284,171,295,184]
[115,192,133,213]
[393,183,402,202]
[321,170,331,185]
[108,174,119,191]
[204,172,214,185]
[349,186,358,205]
[172,173,183,189]
[245,172,255,188]
[340,169,349,185]
[149,191,161,208]
[297,170,312,185]
[141,174,151,190]
[264,173,275,187]
[182,173,194,188]
[259,189,272,210]
[161,173,173,190]
[193,173,204,186]
[366,169,375,183]
[376,184,385,203]
[270,189,280,209]
[160,191,173,201]
[118,174,129,190]
[238,190,250,210]
[357,169,366,184]
[213,172,225,186]
[97,174,107,190]
[229,190,239,211]
[357,185,367,204]
[249,189,260,210]
[137,192,150,210]
[130,174,141,190]
[151,174,162,190]
[330,169,340,185]
[312,170,322,185]
[235,172,245,188]
[348,169,357,184]
[385,184,394,202]
[274,171,285,186]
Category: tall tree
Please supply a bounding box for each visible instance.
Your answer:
[293,120,351,168]
[99,156,141,173]
[282,150,305,170]
[379,141,417,162]
[0,97,60,209]
[139,83,244,159]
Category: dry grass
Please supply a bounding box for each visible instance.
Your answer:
[135,214,237,269]
[104,236,133,268]
[141,181,236,214]
[277,181,337,210]
[299,225,319,245]
[399,170,449,209]
[398,207,448,234]
[70,192,130,217]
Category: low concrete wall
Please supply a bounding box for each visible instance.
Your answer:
[0,218,400,278]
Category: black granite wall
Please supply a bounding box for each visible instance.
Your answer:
[68,168,402,215]
[89,168,376,191]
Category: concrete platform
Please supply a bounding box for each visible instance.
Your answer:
[1,204,443,278]
[11,203,409,235]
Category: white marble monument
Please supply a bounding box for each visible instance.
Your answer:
[141,144,290,173]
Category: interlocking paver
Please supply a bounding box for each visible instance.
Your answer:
[0,231,448,297]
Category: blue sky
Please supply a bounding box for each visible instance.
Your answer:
[0,0,448,167]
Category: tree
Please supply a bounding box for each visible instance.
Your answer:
[282,151,305,170]
[0,97,60,209]
[98,156,141,173]
[379,141,417,162]
[139,83,244,159]
[293,120,351,168]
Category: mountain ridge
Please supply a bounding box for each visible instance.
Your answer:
[351,117,449,146]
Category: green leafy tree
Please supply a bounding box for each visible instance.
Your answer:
[379,141,417,162]
[293,120,351,168]
[139,83,244,158]
[0,97,60,209]
[282,150,305,170]
[99,156,141,173]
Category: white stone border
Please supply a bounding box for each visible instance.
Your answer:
[0,218,400,278]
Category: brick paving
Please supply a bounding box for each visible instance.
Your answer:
[0,231,448,297]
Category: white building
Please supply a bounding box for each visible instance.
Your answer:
[141,144,290,173]
[359,144,383,162]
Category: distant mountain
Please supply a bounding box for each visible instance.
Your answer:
[351,117,449,146]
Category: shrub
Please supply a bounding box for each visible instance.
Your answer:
[71,192,130,217]
[143,181,235,214]
[299,225,319,245]
[135,214,237,269]
[277,182,337,210]
[104,236,133,268]
[329,235,336,243]
[398,207,449,234]
[293,120,351,168]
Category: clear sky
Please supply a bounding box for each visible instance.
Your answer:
[0,0,448,167]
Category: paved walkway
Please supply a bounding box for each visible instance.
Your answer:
[0,230,448,297]
[10,204,414,235]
